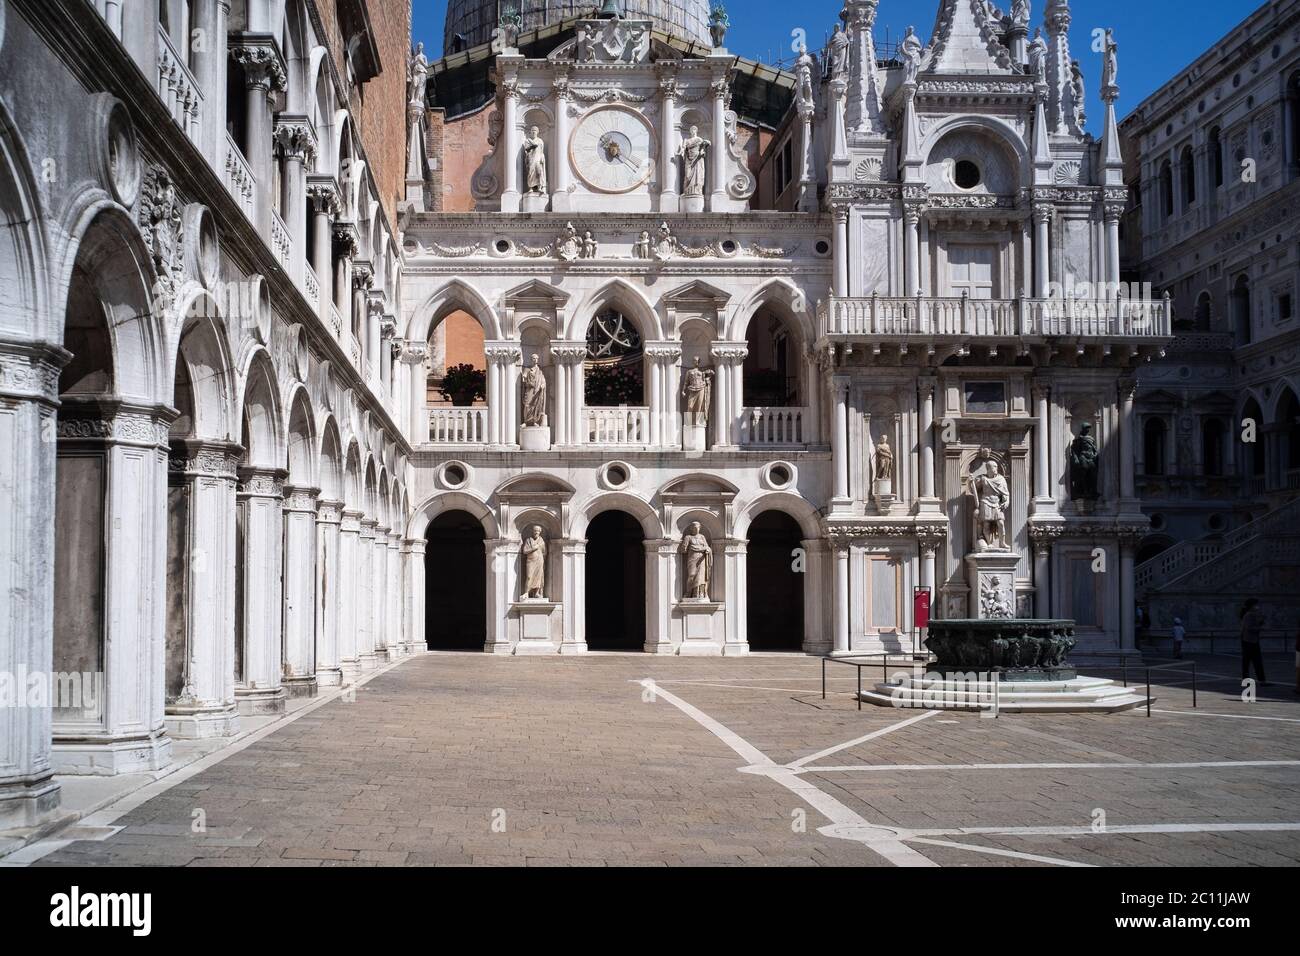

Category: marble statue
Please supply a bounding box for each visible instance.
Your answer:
[1027,28,1047,80]
[970,456,1010,552]
[795,46,815,110]
[521,355,547,427]
[1011,0,1030,28]
[682,357,714,426]
[522,525,547,599]
[828,23,849,79]
[1102,28,1118,90]
[900,27,923,85]
[575,23,595,62]
[1070,59,1086,128]
[633,230,652,259]
[523,126,547,195]
[679,522,712,600]
[409,42,429,106]
[654,221,677,261]
[555,222,582,261]
[678,126,710,197]
[979,575,1014,619]
[582,231,598,259]
[873,433,894,483]
[1068,422,1100,500]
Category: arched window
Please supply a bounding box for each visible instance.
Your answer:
[1180,145,1195,207]
[1202,418,1225,476]
[1143,418,1167,476]
[1209,127,1223,188]
[584,310,645,407]
[1194,291,1213,330]
[1279,389,1300,477]
[1231,274,1252,345]
[1158,161,1173,219]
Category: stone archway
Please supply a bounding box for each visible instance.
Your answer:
[585,511,647,651]
[425,510,488,650]
[745,511,805,651]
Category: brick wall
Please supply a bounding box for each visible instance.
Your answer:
[428,106,496,212]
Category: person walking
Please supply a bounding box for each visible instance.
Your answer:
[1171,617,1186,659]
[1239,599,1267,686]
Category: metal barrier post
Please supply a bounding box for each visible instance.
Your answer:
[1146,667,1152,717]
[857,665,862,711]
[1192,661,1197,708]
[821,657,826,700]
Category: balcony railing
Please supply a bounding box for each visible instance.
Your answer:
[270,211,291,271]
[327,301,343,338]
[743,407,808,446]
[156,27,202,145]
[303,263,320,312]
[429,408,489,445]
[223,133,256,221]
[585,407,650,445]
[347,334,362,368]
[819,296,1172,338]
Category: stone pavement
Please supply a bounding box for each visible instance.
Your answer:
[22,653,1300,866]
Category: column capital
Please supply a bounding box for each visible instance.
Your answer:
[0,338,71,403]
[316,499,344,524]
[1118,377,1138,402]
[169,439,243,479]
[307,175,341,217]
[484,342,523,364]
[283,485,321,513]
[237,467,287,498]
[273,115,318,165]
[351,259,375,290]
[332,221,360,258]
[550,342,589,362]
[403,538,427,554]
[229,34,288,93]
[340,509,363,532]
[56,398,175,448]
[1032,383,1051,403]
[710,343,748,365]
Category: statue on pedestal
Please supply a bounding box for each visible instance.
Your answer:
[522,525,547,599]
[873,433,894,483]
[408,42,429,107]
[1102,28,1119,91]
[678,126,710,197]
[682,357,714,426]
[900,27,923,85]
[520,355,547,427]
[969,453,1011,552]
[1028,28,1047,81]
[828,23,849,79]
[1068,422,1100,500]
[679,522,712,600]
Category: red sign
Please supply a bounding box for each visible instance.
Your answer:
[913,587,931,630]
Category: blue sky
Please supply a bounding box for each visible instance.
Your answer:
[410,0,1259,120]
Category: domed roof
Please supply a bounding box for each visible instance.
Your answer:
[443,0,714,55]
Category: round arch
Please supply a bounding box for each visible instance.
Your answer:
[171,294,237,442]
[407,490,500,540]
[239,350,284,469]
[317,415,344,501]
[0,97,51,341]
[285,384,317,488]
[734,492,822,541]
[570,490,663,541]
[919,114,1031,183]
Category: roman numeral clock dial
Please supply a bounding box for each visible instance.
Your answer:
[570,106,656,194]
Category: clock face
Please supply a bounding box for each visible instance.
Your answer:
[570,106,656,194]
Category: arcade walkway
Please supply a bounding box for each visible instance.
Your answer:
[13,654,1300,867]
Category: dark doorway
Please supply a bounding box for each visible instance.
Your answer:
[426,510,486,649]
[585,511,645,650]
[746,511,804,651]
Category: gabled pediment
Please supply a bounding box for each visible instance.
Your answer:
[922,0,1014,75]
[503,278,570,308]
[660,280,732,307]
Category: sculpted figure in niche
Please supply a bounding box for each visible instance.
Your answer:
[678,126,711,197]
[633,230,652,259]
[582,231,598,259]
[873,433,895,483]
[1068,422,1100,500]
[523,125,547,195]
[520,355,547,427]
[679,522,713,600]
[681,357,714,426]
[970,453,1011,552]
[522,525,547,599]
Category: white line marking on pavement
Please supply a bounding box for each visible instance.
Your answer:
[787,710,939,769]
[637,678,937,867]
[798,759,1300,773]
[1152,709,1300,723]
[903,822,1300,838]
[904,836,1094,867]
[2,656,413,867]
[651,680,833,694]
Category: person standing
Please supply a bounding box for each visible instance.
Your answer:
[1240,598,1267,685]
[1171,617,1186,659]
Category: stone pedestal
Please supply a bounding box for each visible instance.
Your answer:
[520,424,551,451]
[965,551,1021,621]
[683,423,706,451]
[682,194,705,213]
[521,193,549,213]
[513,601,561,654]
[677,601,723,655]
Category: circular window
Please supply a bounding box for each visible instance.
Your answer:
[599,461,634,490]
[954,159,981,190]
[720,239,738,255]
[762,461,797,490]
[1150,513,1167,532]
[815,239,831,256]
[494,238,511,254]
[439,461,470,489]
[1207,513,1226,532]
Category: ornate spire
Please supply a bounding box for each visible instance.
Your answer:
[1043,0,1084,137]
[922,0,1013,74]
[843,1,886,136]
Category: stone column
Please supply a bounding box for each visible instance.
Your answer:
[307,181,338,331]
[191,0,229,162]
[1118,379,1137,502]
[235,467,287,716]
[352,262,374,369]
[658,70,679,213]
[1119,538,1136,652]
[337,510,362,680]
[553,74,573,212]
[561,540,588,653]
[387,532,403,654]
[832,538,851,654]
[282,485,319,697]
[500,69,522,212]
[1032,536,1053,618]
[724,540,748,655]
[645,539,676,654]
[1033,384,1055,511]
[314,499,343,686]
[0,341,66,828]
[357,518,378,668]
[903,206,921,296]
[799,539,830,654]
[230,42,287,235]
[1104,205,1122,299]
[833,207,850,297]
[918,378,938,507]
[710,72,729,211]
[372,523,389,662]
[1033,204,1053,298]
[273,120,315,286]
[403,538,427,655]
[830,376,851,510]
[166,440,242,739]
[919,536,939,612]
